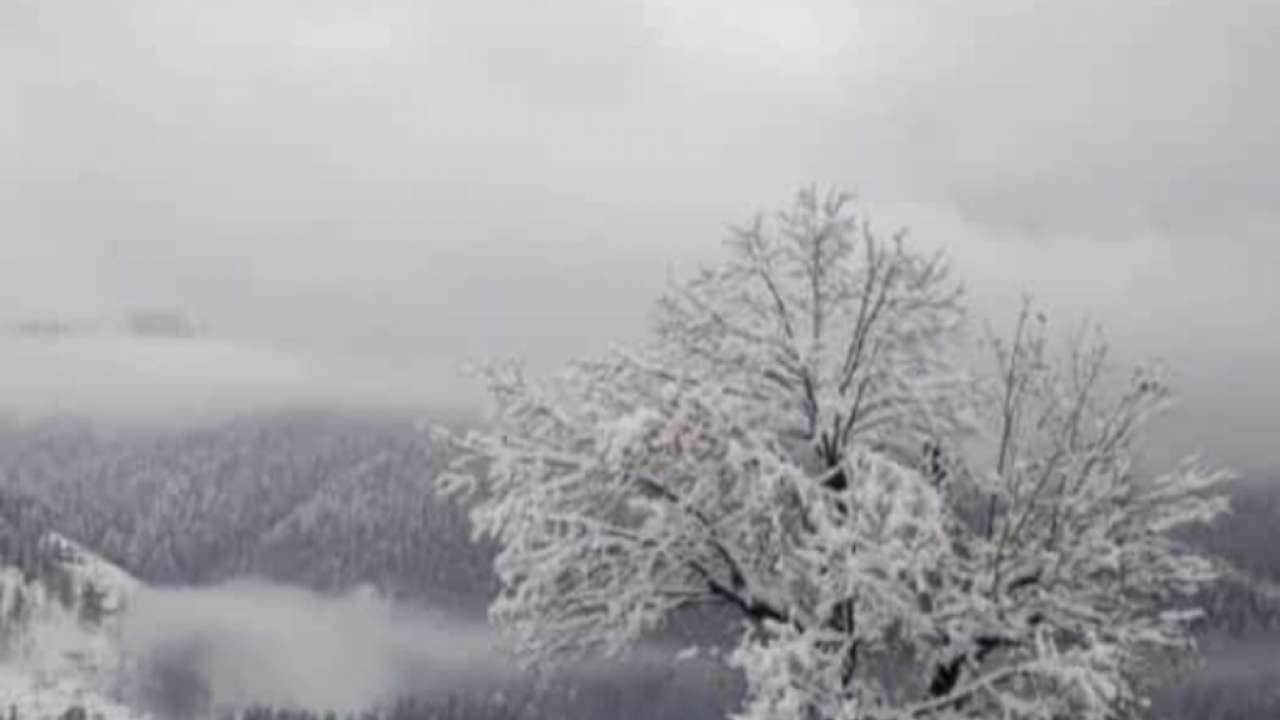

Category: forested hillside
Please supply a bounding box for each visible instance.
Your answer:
[0,412,1275,719]
[0,412,492,611]
[1150,475,1280,719]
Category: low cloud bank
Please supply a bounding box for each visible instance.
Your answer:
[0,333,477,429]
[119,580,511,716]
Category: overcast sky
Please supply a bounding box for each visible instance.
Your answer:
[2,0,1276,470]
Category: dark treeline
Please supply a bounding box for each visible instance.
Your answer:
[233,694,532,720]
[227,664,734,720]
[1152,475,1280,719]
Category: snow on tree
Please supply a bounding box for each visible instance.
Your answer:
[437,188,1231,719]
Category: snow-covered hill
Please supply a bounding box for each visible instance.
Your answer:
[0,413,491,612]
[0,532,148,720]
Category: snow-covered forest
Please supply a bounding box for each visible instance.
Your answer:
[0,403,1275,718]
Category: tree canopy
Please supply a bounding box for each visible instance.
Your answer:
[439,188,1231,719]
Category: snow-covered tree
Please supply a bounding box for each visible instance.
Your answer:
[438,188,1231,719]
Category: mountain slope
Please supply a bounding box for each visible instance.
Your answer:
[0,412,493,611]
[0,526,146,720]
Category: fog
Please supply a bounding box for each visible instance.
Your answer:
[4,0,1278,472]
[0,331,477,428]
[117,579,724,718]
[115,579,1279,719]
[2,2,1277,716]
[120,580,510,715]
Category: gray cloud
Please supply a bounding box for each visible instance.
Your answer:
[2,0,1276,467]
[0,332,477,427]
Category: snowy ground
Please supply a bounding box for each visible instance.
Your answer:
[0,660,147,720]
[0,535,149,720]
[0,609,149,720]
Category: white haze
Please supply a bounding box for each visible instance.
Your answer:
[117,579,718,716]
[120,580,512,714]
[3,0,1278,471]
[0,332,478,428]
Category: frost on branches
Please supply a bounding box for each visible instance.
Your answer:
[436,188,1231,719]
